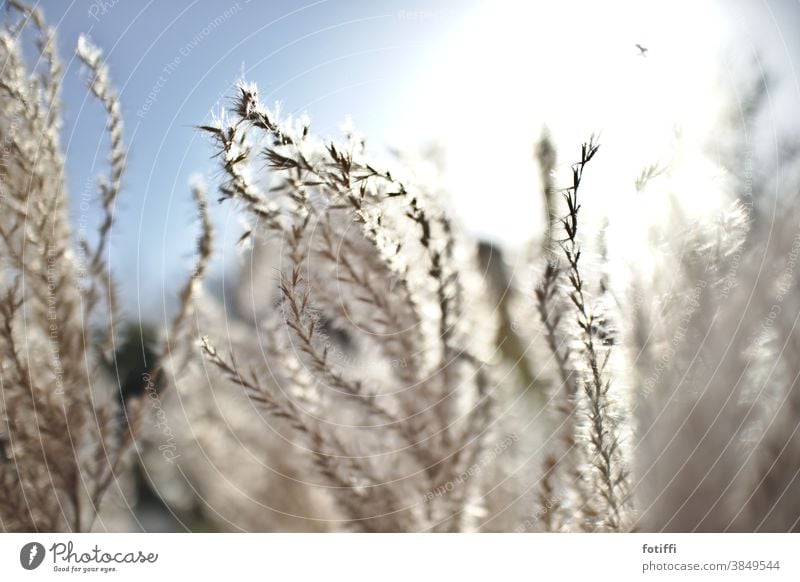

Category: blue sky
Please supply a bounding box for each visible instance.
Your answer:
[16,0,800,322]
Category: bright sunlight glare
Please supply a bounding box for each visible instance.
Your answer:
[393,0,732,256]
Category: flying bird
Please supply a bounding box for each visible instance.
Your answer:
[635,43,649,56]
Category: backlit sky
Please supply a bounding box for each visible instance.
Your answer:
[22,0,800,321]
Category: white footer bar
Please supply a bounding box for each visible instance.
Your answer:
[1,533,797,581]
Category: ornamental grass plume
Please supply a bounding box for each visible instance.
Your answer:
[0,3,206,532]
[196,82,500,532]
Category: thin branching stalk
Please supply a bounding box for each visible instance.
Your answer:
[557,139,631,531]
